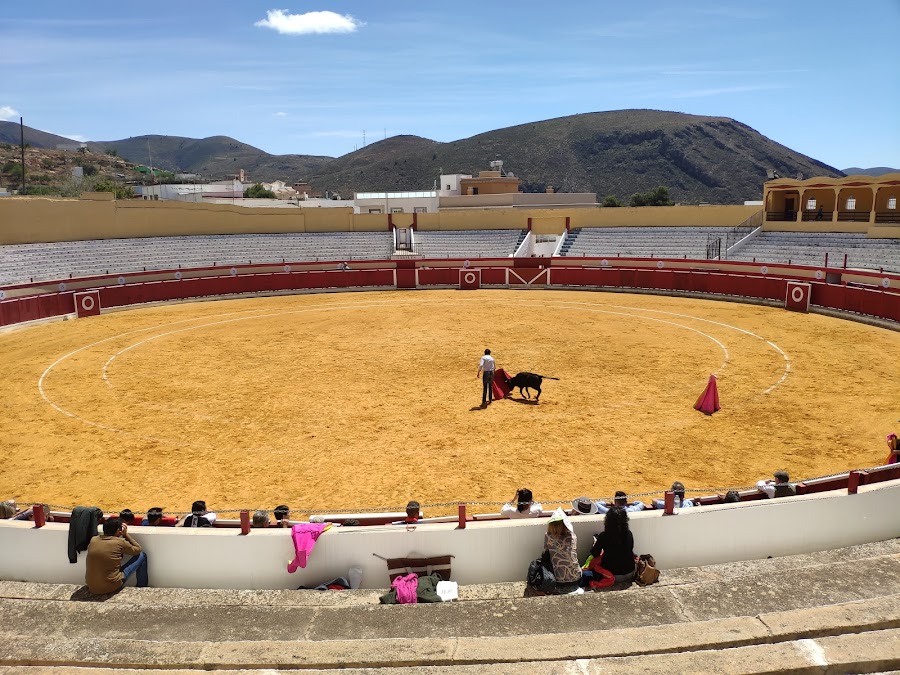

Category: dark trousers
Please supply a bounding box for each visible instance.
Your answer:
[121,551,149,588]
[482,371,495,404]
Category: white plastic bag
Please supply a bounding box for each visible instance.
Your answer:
[348,566,363,590]
[436,580,458,602]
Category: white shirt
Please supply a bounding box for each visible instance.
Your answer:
[756,480,776,498]
[501,502,543,518]
[479,355,495,372]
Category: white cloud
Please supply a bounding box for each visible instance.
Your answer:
[0,106,20,121]
[274,111,288,117]
[255,9,362,35]
[58,134,88,142]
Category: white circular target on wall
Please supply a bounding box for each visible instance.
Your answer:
[791,286,806,303]
[656,260,665,269]
[58,283,67,292]
[174,271,182,280]
[80,295,95,311]
[284,265,291,273]
[464,272,476,285]
[230,267,238,276]
[760,266,769,275]
[600,259,609,267]
[884,278,892,289]
[117,276,126,285]
[814,270,824,280]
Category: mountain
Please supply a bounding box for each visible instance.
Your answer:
[307,110,843,204]
[841,167,897,176]
[85,135,332,182]
[3,110,848,203]
[0,121,84,149]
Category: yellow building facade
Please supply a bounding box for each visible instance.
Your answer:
[764,173,900,237]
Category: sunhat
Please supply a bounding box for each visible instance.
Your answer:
[571,497,599,515]
[547,507,573,532]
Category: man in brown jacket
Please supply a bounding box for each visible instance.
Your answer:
[85,517,148,594]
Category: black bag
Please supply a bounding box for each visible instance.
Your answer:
[527,551,556,593]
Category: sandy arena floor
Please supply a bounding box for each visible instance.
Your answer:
[0,289,897,516]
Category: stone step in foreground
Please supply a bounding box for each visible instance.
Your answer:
[0,539,898,671]
[1,626,899,674]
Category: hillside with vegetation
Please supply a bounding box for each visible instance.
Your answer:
[307,110,843,204]
[1,110,845,203]
[84,134,332,183]
[0,142,141,197]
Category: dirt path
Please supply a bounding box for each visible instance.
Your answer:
[1,289,896,516]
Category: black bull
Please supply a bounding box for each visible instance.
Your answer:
[504,372,560,401]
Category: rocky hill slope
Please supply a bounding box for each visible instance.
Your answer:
[2,110,845,203]
[308,110,842,204]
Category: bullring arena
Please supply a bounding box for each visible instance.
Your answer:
[1,288,897,513]
[2,196,900,672]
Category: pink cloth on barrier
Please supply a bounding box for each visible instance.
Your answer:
[392,573,419,604]
[287,523,331,573]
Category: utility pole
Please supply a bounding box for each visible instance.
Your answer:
[19,117,26,195]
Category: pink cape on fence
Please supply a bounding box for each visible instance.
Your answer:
[694,374,721,415]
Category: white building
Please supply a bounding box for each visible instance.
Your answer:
[136,180,243,202]
[353,191,439,214]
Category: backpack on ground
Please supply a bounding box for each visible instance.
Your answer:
[526,551,556,593]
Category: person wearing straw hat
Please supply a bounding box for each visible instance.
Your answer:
[544,508,584,595]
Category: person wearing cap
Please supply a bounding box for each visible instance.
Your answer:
[569,496,599,516]
[404,501,421,524]
[596,491,646,514]
[651,482,696,510]
[393,500,424,525]
[476,348,496,408]
[501,488,543,518]
[756,471,796,498]
[543,508,583,595]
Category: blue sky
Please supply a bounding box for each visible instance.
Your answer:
[1,1,898,169]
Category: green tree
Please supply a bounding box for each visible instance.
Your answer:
[243,183,276,199]
[93,179,134,200]
[646,186,671,206]
[106,148,118,157]
[629,186,672,207]
[602,195,622,207]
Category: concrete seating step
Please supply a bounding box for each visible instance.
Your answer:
[0,540,898,670]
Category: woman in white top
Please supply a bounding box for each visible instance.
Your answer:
[500,488,543,518]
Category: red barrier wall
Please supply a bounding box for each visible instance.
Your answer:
[2,262,897,329]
